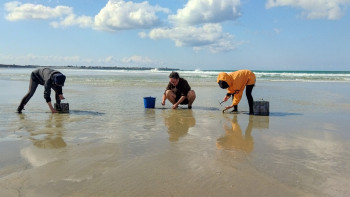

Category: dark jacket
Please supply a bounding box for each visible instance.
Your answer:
[165,78,191,97]
[31,68,63,102]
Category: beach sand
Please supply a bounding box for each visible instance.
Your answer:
[1,70,350,197]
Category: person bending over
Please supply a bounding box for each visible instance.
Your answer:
[162,71,196,109]
[17,67,66,113]
[217,69,255,114]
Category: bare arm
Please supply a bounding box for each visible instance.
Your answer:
[47,101,57,113]
[173,96,186,109]
[162,93,166,105]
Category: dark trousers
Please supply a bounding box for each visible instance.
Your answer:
[232,84,254,113]
[19,73,39,107]
[246,84,254,113]
[19,73,60,107]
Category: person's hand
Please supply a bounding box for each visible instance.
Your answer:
[223,95,230,102]
[48,101,57,113]
[172,104,179,109]
[59,94,65,100]
[161,100,165,106]
[224,105,233,111]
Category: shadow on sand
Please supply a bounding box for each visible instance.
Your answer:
[154,106,220,111]
[68,110,105,116]
[268,112,303,117]
[223,111,303,117]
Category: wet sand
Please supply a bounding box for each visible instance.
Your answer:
[1,76,350,197]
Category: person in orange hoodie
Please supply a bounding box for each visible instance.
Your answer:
[217,70,256,114]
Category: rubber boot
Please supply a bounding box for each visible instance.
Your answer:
[231,105,238,112]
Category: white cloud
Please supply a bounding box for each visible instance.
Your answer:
[122,55,153,64]
[4,0,171,30]
[94,0,170,31]
[104,56,115,63]
[147,23,238,53]
[4,1,93,28]
[266,0,350,20]
[4,1,72,21]
[1,52,161,67]
[0,53,102,66]
[3,0,241,54]
[169,0,241,25]
[147,0,242,53]
[50,14,93,28]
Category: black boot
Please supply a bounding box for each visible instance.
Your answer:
[248,103,254,115]
[231,105,238,112]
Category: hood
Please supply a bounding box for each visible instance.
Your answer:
[217,72,232,83]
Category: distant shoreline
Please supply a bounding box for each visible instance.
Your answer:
[0,64,179,71]
[1,64,349,73]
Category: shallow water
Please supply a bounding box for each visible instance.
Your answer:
[1,68,350,196]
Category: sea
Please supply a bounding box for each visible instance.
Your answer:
[1,67,350,84]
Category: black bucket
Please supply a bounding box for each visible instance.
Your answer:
[54,103,69,113]
[253,101,269,116]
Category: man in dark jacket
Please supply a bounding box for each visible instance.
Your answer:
[161,71,196,109]
[17,67,66,113]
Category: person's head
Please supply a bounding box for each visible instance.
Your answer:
[169,71,180,86]
[53,74,66,86]
[217,72,230,89]
[218,80,229,89]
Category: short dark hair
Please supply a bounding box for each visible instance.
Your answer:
[169,71,179,79]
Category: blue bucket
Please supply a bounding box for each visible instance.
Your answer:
[143,97,156,108]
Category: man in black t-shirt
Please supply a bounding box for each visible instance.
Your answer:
[162,71,196,109]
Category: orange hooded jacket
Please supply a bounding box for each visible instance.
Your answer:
[217,70,256,106]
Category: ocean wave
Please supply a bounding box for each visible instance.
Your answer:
[183,70,350,82]
[1,68,350,82]
[255,71,350,81]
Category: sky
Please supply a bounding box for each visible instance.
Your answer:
[1,0,350,70]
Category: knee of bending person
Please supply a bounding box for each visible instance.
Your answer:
[188,90,196,99]
[165,90,174,97]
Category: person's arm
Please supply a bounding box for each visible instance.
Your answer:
[162,83,172,105]
[173,95,186,109]
[52,84,65,104]
[223,93,232,102]
[47,101,57,113]
[223,90,242,111]
[172,79,189,109]
[161,93,166,105]
[222,93,235,111]
[232,90,243,106]
[44,79,53,103]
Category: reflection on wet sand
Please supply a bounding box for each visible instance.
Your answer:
[162,110,196,142]
[217,114,254,152]
[18,114,67,149]
[144,109,156,130]
[18,114,67,167]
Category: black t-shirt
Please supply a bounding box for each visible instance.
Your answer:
[165,78,191,97]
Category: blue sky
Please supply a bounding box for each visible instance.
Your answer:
[1,0,349,70]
